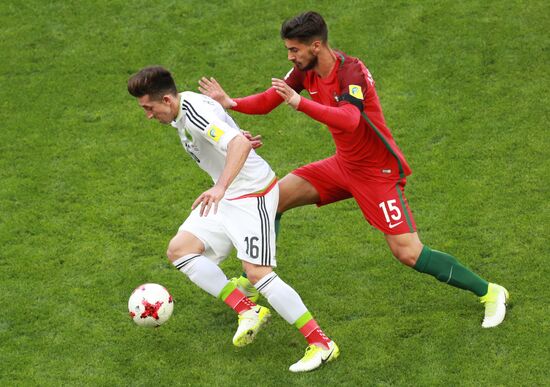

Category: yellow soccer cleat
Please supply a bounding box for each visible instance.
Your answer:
[480,283,509,328]
[289,341,340,372]
[230,276,260,303]
[232,305,271,347]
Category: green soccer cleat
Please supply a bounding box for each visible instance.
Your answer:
[232,305,271,347]
[231,276,260,303]
[480,283,509,328]
[289,341,340,372]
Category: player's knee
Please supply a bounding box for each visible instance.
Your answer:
[244,265,273,284]
[392,248,419,267]
[166,232,205,262]
[166,243,179,262]
[166,239,188,262]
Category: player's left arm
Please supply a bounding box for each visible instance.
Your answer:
[187,96,252,216]
[271,78,361,132]
[192,134,252,216]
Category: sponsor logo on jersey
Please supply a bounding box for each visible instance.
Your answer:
[207,125,224,142]
[349,85,364,100]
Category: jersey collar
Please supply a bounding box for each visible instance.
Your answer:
[172,93,185,125]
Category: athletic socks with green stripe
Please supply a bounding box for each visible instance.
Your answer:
[254,272,331,348]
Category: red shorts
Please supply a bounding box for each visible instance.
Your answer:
[292,156,417,235]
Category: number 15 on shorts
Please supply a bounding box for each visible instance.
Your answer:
[379,200,403,229]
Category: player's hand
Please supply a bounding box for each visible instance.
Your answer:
[198,77,237,109]
[191,185,225,216]
[271,78,300,109]
[241,130,263,149]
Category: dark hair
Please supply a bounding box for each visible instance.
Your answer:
[127,66,178,100]
[280,11,328,43]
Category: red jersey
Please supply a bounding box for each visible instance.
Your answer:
[232,50,411,178]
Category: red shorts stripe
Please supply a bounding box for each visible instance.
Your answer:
[227,177,278,200]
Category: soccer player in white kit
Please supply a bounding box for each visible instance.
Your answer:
[127,66,339,372]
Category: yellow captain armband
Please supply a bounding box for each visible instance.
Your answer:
[349,85,364,100]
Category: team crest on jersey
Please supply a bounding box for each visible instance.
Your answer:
[349,85,364,100]
[207,125,224,142]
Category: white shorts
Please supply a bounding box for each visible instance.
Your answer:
[178,184,278,267]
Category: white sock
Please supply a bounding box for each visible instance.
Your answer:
[254,272,308,324]
[172,254,229,298]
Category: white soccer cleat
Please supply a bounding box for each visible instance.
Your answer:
[289,341,340,372]
[232,305,271,347]
[480,283,509,328]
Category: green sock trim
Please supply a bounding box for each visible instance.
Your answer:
[275,213,282,237]
[294,311,313,329]
[218,281,237,301]
[414,245,489,297]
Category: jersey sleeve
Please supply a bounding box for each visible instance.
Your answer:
[336,58,371,112]
[297,98,361,132]
[231,66,305,114]
[232,88,283,114]
[183,95,240,151]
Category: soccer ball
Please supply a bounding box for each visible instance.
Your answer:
[128,283,174,327]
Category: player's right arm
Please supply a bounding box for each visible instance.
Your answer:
[272,78,361,132]
[198,77,237,109]
[198,67,305,115]
[199,76,283,114]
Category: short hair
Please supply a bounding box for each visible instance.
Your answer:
[280,11,328,43]
[127,66,178,100]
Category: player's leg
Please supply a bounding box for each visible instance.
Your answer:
[233,158,350,300]
[353,176,508,327]
[277,173,321,213]
[385,232,509,328]
[231,172,322,303]
[243,261,339,372]
[166,231,228,297]
[385,232,489,295]
[277,156,351,236]
[227,186,338,372]
[168,213,267,344]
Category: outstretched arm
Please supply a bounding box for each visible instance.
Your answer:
[271,78,361,132]
[198,77,237,109]
[199,77,284,115]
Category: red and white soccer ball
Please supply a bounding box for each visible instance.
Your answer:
[128,283,174,327]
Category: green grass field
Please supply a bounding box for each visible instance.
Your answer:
[1,0,549,385]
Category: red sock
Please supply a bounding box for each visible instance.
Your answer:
[222,288,256,314]
[299,319,331,350]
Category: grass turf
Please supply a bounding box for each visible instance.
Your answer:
[1,0,549,385]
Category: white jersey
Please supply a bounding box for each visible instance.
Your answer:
[171,92,275,199]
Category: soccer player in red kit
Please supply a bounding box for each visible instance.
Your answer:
[199,11,509,338]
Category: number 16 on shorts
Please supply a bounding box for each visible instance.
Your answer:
[244,236,260,259]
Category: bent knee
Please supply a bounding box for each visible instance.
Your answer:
[166,242,183,262]
[244,265,273,284]
[392,249,420,267]
[166,233,204,262]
